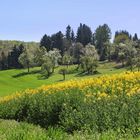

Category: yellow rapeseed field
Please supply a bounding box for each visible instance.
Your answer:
[0,71,140,103]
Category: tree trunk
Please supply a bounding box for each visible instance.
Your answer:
[63,73,65,81]
[27,65,30,73]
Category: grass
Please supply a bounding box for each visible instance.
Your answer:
[0,119,139,140]
[0,62,126,96]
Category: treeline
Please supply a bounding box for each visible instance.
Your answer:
[0,41,39,69]
[0,23,140,75]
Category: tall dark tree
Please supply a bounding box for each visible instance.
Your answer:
[95,24,111,60]
[8,44,24,68]
[76,23,92,46]
[0,51,7,70]
[40,34,52,51]
[71,30,75,42]
[51,31,64,55]
[133,33,138,41]
[66,25,71,41]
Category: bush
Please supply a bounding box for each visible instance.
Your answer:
[0,90,140,136]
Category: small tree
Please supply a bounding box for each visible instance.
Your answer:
[47,48,61,72]
[34,47,47,66]
[125,42,137,71]
[18,48,34,72]
[41,56,54,78]
[59,68,67,80]
[118,52,126,67]
[62,53,73,68]
[80,44,99,74]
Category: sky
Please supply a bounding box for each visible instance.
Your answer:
[0,0,140,42]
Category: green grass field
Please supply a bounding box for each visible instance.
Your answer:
[0,62,126,96]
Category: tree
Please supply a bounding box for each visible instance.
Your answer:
[59,68,67,80]
[34,47,47,66]
[72,42,84,64]
[117,43,127,67]
[66,25,71,41]
[40,34,52,51]
[41,56,54,78]
[95,24,111,60]
[133,33,138,41]
[71,30,75,42]
[18,48,34,72]
[114,30,131,44]
[0,51,7,70]
[8,44,24,69]
[125,42,137,71]
[104,42,115,62]
[76,23,92,46]
[135,48,140,71]
[47,48,61,72]
[51,31,64,55]
[62,53,73,68]
[80,44,99,74]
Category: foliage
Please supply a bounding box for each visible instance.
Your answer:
[95,24,111,60]
[18,48,34,72]
[114,30,131,44]
[0,72,140,136]
[76,23,92,46]
[41,56,54,78]
[62,53,73,67]
[0,120,138,140]
[40,34,52,51]
[59,68,67,80]
[80,44,99,74]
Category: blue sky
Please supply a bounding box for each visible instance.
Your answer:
[0,0,139,42]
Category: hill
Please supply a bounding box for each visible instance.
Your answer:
[0,62,126,96]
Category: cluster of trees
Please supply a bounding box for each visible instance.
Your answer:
[0,41,39,70]
[0,23,140,79]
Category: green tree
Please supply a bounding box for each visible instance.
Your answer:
[0,51,7,70]
[8,44,24,69]
[104,42,115,62]
[62,53,73,68]
[76,23,92,46]
[71,30,75,42]
[66,25,71,41]
[114,30,131,44]
[34,47,47,66]
[18,48,34,72]
[125,42,137,71]
[95,24,111,60]
[80,44,99,74]
[51,31,64,55]
[47,48,62,72]
[71,42,84,64]
[133,33,138,41]
[59,68,67,81]
[40,34,51,51]
[41,56,54,78]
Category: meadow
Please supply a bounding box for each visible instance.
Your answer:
[0,65,140,139]
[0,62,126,96]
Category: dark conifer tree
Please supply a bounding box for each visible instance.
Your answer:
[66,25,71,41]
[76,23,92,46]
[40,34,52,51]
[71,30,75,42]
[133,33,138,41]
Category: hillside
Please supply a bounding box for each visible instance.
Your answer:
[0,62,126,96]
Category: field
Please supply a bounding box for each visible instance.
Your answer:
[0,62,140,140]
[0,62,126,96]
